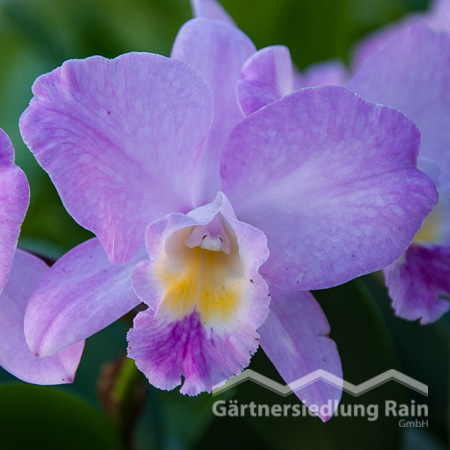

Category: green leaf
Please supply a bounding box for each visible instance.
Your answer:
[362,275,449,448]
[0,384,124,450]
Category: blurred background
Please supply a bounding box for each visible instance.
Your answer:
[0,0,448,449]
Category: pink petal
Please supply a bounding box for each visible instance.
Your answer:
[20,53,214,264]
[238,53,347,117]
[349,25,450,184]
[0,250,84,384]
[301,59,348,87]
[221,86,438,290]
[190,0,236,25]
[171,18,255,204]
[426,0,450,30]
[237,46,294,116]
[353,23,411,71]
[24,238,144,357]
[259,287,342,422]
[0,130,29,294]
[353,0,450,69]
[0,128,15,164]
[384,244,450,324]
[292,66,304,91]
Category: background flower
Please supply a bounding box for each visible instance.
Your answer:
[233,3,450,325]
[0,249,84,384]
[0,129,29,293]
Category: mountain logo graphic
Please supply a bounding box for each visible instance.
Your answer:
[212,369,428,397]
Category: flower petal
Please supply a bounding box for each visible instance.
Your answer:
[353,23,411,71]
[418,157,441,187]
[384,244,450,324]
[128,192,270,395]
[236,51,347,117]
[0,250,84,384]
[0,130,29,294]
[259,287,342,422]
[353,0,450,69]
[301,59,348,87]
[20,53,214,264]
[171,18,255,204]
[237,46,294,116]
[349,25,450,184]
[0,128,15,164]
[191,0,236,25]
[24,238,144,357]
[221,86,438,290]
[427,0,450,30]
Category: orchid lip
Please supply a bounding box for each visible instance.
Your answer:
[128,193,271,394]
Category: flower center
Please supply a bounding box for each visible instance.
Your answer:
[156,215,245,324]
[199,235,223,252]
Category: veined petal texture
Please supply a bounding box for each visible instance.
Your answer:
[20,53,214,264]
[221,86,438,290]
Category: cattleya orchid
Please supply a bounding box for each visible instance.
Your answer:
[17,0,438,422]
[236,0,450,324]
[348,20,450,324]
[0,129,83,383]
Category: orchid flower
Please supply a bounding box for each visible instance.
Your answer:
[234,0,450,324]
[18,2,437,422]
[347,23,450,324]
[0,129,83,383]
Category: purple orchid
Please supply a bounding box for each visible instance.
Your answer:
[234,1,450,324]
[0,129,83,383]
[347,22,450,324]
[18,1,438,422]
